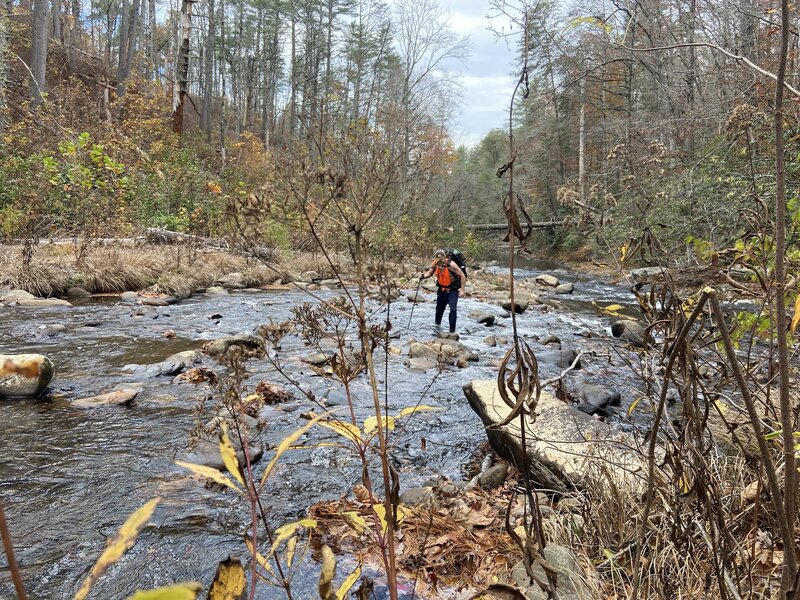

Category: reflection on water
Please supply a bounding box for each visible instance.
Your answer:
[0,273,640,597]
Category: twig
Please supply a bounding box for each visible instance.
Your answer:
[0,499,27,600]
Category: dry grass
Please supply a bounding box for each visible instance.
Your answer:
[0,244,334,297]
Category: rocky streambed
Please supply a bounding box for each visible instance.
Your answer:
[0,258,654,598]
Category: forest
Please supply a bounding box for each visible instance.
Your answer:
[1,0,800,598]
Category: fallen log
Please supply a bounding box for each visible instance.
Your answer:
[468,220,577,232]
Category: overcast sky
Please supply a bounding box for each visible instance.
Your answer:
[438,0,520,147]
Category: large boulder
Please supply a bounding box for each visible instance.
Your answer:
[502,296,530,314]
[555,283,575,295]
[0,354,54,398]
[463,380,643,493]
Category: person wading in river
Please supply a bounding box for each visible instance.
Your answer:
[419,249,467,333]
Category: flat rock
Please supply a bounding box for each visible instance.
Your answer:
[400,486,437,507]
[463,380,644,493]
[535,273,560,287]
[217,272,247,289]
[405,357,438,372]
[137,295,178,306]
[0,354,54,398]
[573,382,621,416]
[205,286,229,296]
[131,306,159,319]
[1,289,73,307]
[302,352,330,366]
[119,291,139,302]
[72,389,138,408]
[122,351,199,379]
[66,287,92,298]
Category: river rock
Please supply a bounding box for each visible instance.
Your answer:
[470,310,496,326]
[131,305,159,319]
[66,287,92,298]
[629,266,667,284]
[302,352,330,366]
[0,354,54,398]
[1,289,73,307]
[185,434,264,471]
[541,335,560,346]
[137,295,178,306]
[463,380,643,493]
[301,270,321,282]
[573,383,621,416]
[405,357,438,372]
[478,463,508,490]
[611,320,649,348]
[535,273,560,287]
[205,286,229,296]
[406,291,426,303]
[119,291,139,302]
[36,324,67,338]
[555,282,574,294]
[217,272,247,289]
[484,335,497,347]
[203,334,265,359]
[511,544,592,600]
[122,351,199,378]
[72,388,138,408]
[400,486,437,507]
[536,349,581,370]
[320,279,341,287]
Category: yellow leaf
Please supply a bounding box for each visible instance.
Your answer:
[175,460,241,492]
[373,504,389,534]
[397,405,439,417]
[319,545,336,600]
[128,583,202,600]
[208,556,246,600]
[336,564,362,600]
[626,397,642,419]
[318,420,363,443]
[271,519,317,557]
[75,498,160,600]
[286,536,298,568]
[363,415,395,435]
[261,413,326,486]
[341,511,369,534]
[791,295,800,335]
[219,422,245,487]
[714,399,728,415]
[620,242,629,262]
[677,473,691,494]
[244,537,276,579]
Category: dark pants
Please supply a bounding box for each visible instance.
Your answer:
[435,287,459,332]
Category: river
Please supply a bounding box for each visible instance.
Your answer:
[0,256,643,599]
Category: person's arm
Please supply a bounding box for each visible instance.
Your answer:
[451,262,466,296]
[420,265,434,279]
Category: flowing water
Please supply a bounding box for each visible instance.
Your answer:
[0,259,644,599]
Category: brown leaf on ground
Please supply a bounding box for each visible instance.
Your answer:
[176,367,218,384]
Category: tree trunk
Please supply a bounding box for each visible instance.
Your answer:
[578,77,586,205]
[30,0,49,105]
[51,0,61,41]
[146,0,155,79]
[116,0,130,93]
[0,0,7,138]
[201,0,215,135]
[172,0,194,135]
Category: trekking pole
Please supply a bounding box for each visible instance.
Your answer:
[406,275,423,331]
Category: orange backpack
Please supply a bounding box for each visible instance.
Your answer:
[434,260,457,289]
